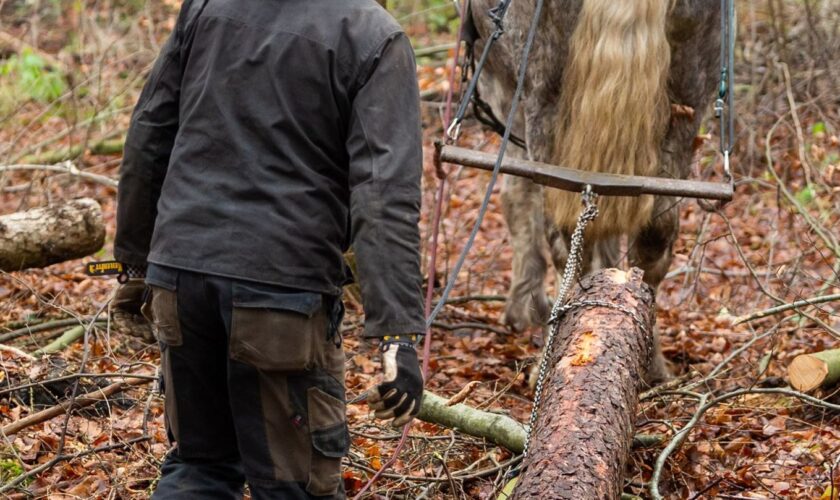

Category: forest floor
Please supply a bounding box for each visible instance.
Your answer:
[0,1,839,498]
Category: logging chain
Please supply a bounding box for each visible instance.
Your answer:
[523,186,598,461]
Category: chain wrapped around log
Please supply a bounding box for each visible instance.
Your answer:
[512,268,655,499]
[437,144,734,201]
[0,198,105,272]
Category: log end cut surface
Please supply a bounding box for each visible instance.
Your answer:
[513,268,654,499]
[789,354,830,392]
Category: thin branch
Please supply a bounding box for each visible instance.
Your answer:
[0,162,118,188]
[0,372,158,397]
[431,321,509,335]
[1,378,152,437]
[734,293,840,325]
[0,317,99,343]
[437,295,507,306]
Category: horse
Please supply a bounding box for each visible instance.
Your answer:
[467,0,723,382]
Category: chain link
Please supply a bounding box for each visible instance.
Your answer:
[521,185,598,461]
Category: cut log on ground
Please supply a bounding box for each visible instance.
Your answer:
[0,198,105,272]
[512,268,655,499]
[789,349,840,392]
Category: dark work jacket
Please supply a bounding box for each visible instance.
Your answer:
[114,0,425,337]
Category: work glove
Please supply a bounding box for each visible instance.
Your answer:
[112,278,154,342]
[367,337,424,427]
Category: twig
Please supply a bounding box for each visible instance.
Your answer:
[0,162,118,188]
[446,381,482,406]
[733,293,840,325]
[0,344,35,361]
[1,378,152,437]
[432,321,509,335]
[640,372,698,401]
[415,43,457,58]
[777,61,814,188]
[31,325,87,357]
[437,294,507,306]
[0,372,158,397]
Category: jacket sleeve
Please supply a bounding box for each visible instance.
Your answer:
[114,7,189,267]
[346,32,426,338]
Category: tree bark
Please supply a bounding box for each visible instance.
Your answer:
[788,349,840,392]
[512,268,655,499]
[418,391,527,453]
[0,198,105,272]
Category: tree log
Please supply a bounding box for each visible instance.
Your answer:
[788,349,840,392]
[512,268,655,499]
[0,198,105,271]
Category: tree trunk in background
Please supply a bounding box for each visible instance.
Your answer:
[512,268,655,499]
[0,198,105,272]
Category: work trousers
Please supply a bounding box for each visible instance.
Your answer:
[143,265,348,499]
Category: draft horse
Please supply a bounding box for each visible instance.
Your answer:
[468,0,722,381]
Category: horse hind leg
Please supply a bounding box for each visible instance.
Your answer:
[630,196,680,384]
[501,173,550,332]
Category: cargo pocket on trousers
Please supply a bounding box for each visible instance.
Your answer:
[144,286,182,346]
[306,386,349,497]
[229,283,324,371]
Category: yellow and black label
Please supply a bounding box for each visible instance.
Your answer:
[84,260,124,277]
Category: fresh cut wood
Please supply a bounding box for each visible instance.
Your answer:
[788,349,840,392]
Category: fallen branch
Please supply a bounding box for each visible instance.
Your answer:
[1,377,152,437]
[414,43,457,59]
[431,321,509,335]
[417,391,527,454]
[438,294,507,306]
[446,381,481,406]
[0,372,158,397]
[16,139,124,166]
[0,344,35,361]
[31,325,86,357]
[734,293,840,325]
[0,317,99,343]
[0,162,118,188]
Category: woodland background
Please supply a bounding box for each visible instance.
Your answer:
[0,0,838,498]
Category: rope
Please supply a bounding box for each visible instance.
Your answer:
[426,0,545,330]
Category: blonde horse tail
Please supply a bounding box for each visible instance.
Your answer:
[545,0,671,238]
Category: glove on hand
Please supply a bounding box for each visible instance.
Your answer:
[367,341,424,427]
[112,278,154,342]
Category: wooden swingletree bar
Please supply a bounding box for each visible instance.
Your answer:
[438,145,734,201]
